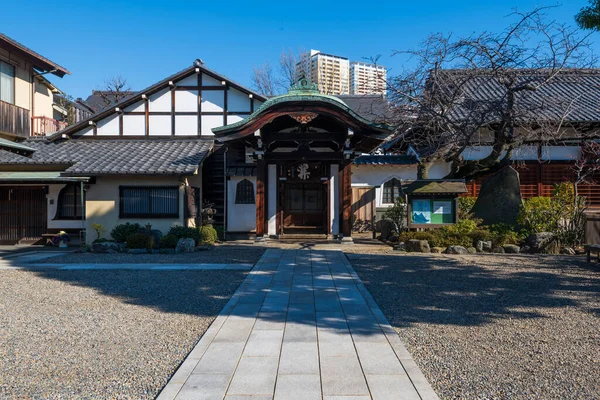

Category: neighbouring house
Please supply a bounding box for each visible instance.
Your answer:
[0,33,70,139]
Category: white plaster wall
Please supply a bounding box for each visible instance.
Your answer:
[175,90,198,112]
[149,115,171,136]
[122,115,145,136]
[175,115,198,136]
[462,145,582,161]
[95,114,119,136]
[85,176,185,243]
[229,90,251,112]
[202,115,224,136]
[202,90,224,112]
[148,88,171,112]
[227,176,256,232]
[124,100,145,113]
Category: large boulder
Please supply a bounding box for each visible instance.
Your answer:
[527,232,556,253]
[503,244,520,253]
[92,241,120,253]
[471,166,522,226]
[375,219,398,241]
[406,239,430,253]
[445,245,469,254]
[431,246,445,254]
[175,238,196,254]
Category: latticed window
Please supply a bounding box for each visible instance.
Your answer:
[57,184,85,219]
[119,186,179,218]
[382,178,401,204]
[235,179,255,204]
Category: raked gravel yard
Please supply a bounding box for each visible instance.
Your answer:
[0,268,248,399]
[348,251,600,399]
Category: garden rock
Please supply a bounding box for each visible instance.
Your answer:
[393,242,406,252]
[128,249,147,254]
[561,247,576,255]
[476,240,493,252]
[176,238,195,254]
[492,246,505,253]
[406,239,430,253]
[471,166,522,226]
[503,244,520,253]
[445,245,469,254]
[467,247,477,254]
[527,232,555,252]
[388,234,399,243]
[431,246,445,254]
[520,245,532,254]
[92,241,120,253]
[375,219,398,241]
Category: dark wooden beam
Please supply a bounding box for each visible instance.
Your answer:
[223,84,229,126]
[256,160,266,238]
[171,88,175,136]
[341,160,352,238]
[197,71,202,136]
[118,112,123,136]
[144,97,149,136]
[265,152,343,161]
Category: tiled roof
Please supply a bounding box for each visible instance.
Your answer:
[0,33,70,77]
[435,69,600,123]
[354,155,418,165]
[336,95,394,124]
[0,138,213,176]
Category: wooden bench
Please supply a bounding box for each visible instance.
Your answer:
[41,234,56,246]
[584,244,600,262]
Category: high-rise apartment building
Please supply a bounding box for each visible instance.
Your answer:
[350,62,387,96]
[296,50,387,96]
[296,50,350,95]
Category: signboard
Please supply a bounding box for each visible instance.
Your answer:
[411,199,431,224]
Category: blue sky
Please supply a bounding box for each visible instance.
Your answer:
[1,1,595,99]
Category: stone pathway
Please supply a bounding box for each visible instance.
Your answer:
[158,248,438,400]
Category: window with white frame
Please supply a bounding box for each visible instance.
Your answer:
[0,61,15,104]
[382,178,401,204]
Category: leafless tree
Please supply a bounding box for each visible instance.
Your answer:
[94,76,132,111]
[387,6,596,180]
[251,63,278,97]
[251,48,311,96]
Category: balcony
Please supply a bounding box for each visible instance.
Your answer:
[32,116,68,137]
[0,100,30,138]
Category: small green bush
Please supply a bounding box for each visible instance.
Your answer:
[126,233,154,250]
[159,234,179,249]
[398,231,436,244]
[518,196,559,234]
[168,225,201,244]
[111,222,142,242]
[382,198,407,231]
[488,223,525,246]
[200,224,218,244]
[457,196,477,219]
[93,238,110,244]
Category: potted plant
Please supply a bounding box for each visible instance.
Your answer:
[53,231,70,248]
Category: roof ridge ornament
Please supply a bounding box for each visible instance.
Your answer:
[289,76,319,94]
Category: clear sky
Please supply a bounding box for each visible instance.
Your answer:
[1,1,595,99]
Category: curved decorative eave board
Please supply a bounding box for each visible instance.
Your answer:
[213,97,394,142]
[47,63,267,141]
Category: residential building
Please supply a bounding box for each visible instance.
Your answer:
[350,62,387,96]
[0,33,70,139]
[297,50,350,95]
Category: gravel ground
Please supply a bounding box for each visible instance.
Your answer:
[0,269,247,399]
[348,251,600,400]
[42,243,265,264]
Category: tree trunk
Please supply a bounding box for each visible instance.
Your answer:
[417,162,430,179]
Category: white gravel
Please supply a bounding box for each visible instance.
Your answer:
[0,269,247,399]
[348,252,600,400]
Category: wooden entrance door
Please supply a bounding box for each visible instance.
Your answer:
[0,187,47,244]
[283,183,326,233]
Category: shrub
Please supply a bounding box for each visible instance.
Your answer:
[159,234,179,249]
[518,196,558,234]
[92,223,106,241]
[214,225,225,241]
[398,231,436,244]
[126,233,154,250]
[111,222,142,242]
[457,196,477,219]
[488,223,525,246]
[168,225,201,244]
[382,198,407,231]
[200,224,218,244]
[92,238,110,244]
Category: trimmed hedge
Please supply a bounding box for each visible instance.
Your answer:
[159,234,179,249]
[167,225,201,245]
[126,233,154,250]
[111,222,142,243]
[200,225,218,244]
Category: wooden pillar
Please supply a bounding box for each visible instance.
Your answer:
[340,160,352,239]
[256,160,266,239]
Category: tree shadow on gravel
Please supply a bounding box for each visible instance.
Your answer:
[348,253,600,327]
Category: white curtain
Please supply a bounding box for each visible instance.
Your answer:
[0,61,15,104]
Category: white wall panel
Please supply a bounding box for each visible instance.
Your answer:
[177,74,198,86]
[543,146,581,161]
[229,89,251,112]
[96,114,119,136]
[122,115,145,136]
[201,115,224,136]
[74,127,93,137]
[202,90,224,111]
[175,115,198,136]
[227,177,256,232]
[175,90,198,112]
[202,74,222,86]
[124,100,145,113]
[149,88,172,112]
[149,115,171,136]
[227,114,244,124]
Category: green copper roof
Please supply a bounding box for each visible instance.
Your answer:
[0,138,36,153]
[213,78,393,135]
